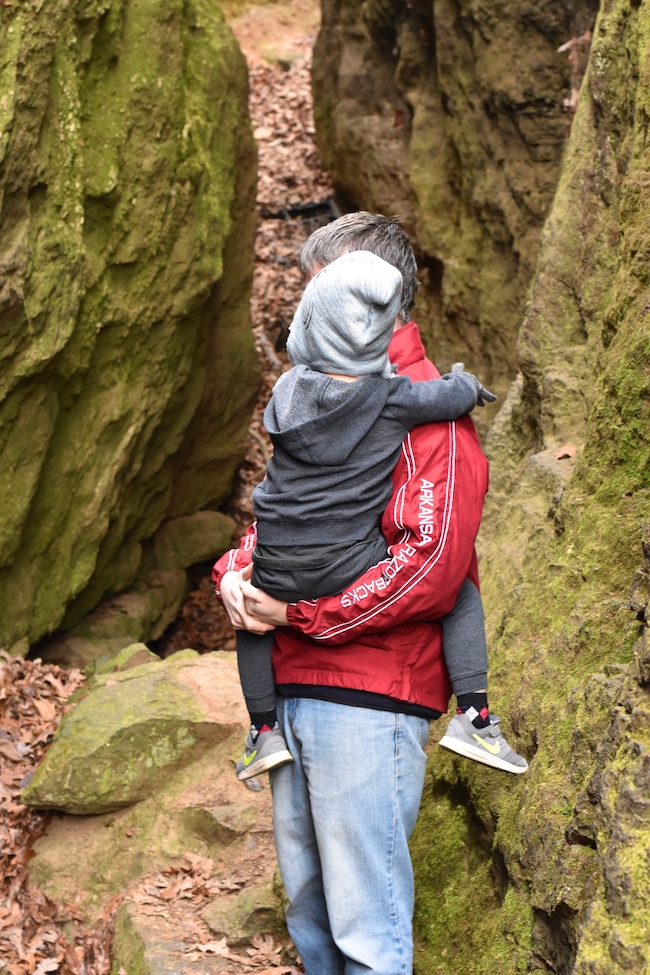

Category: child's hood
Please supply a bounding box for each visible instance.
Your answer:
[264,365,392,466]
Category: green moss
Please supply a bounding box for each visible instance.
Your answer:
[111,905,149,975]
[412,773,532,974]
[410,0,650,967]
[21,659,226,812]
[0,0,258,652]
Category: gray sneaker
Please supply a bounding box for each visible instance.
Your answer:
[236,723,293,780]
[439,711,528,774]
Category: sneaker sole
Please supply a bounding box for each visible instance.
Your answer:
[438,734,528,774]
[237,749,294,781]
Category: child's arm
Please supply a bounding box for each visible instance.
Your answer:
[450,362,497,406]
[388,366,495,426]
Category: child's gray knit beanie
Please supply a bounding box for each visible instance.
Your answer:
[286,250,403,379]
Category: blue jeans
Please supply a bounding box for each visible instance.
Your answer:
[270,697,430,975]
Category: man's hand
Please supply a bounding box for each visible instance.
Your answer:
[220,566,276,634]
[240,577,290,628]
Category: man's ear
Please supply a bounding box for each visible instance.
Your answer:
[304,262,324,284]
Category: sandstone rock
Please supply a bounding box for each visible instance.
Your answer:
[25,652,282,926]
[408,0,650,971]
[38,569,188,667]
[153,511,236,570]
[312,0,598,414]
[112,904,200,975]
[90,642,161,676]
[0,0,259,654]
[21,652,242,813]
[202,876,284,943]
[112,905,177,975]
[113,877,287,974]
[180,802,258,845]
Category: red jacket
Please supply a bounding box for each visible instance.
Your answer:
[213,322,489,714]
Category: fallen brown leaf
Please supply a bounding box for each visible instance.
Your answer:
[555,443,577,460]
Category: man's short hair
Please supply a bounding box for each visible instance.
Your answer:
[299,212,418,323]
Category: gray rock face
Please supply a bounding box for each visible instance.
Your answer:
[407,0,650,972]
[312,0,599,405]
[0,0,259,654]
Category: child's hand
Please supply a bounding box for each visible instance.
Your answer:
[451,362,497,407]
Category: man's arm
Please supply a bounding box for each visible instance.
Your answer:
[215,417,489,643]
[212,522,257,597]
[241,581,289,627]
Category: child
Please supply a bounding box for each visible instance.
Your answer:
[232,250,527,779]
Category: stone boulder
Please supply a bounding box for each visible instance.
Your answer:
[0,0,259,656]
[38,569,189,669]
[22,649,243,814]
[152,511,236,571]
[25,649,284,936]
[201,876,285,943]
[38,510,237,668]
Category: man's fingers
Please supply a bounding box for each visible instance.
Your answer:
[244,619,276,634]
[219,570,275,632]
[238,581,289,627]
[240,579,262,602]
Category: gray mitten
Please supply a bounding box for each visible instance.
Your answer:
[451,362,497,407]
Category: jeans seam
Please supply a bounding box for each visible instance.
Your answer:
[389,715,407,974]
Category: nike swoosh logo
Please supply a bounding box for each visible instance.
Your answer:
[243,750,257,766]
[472,734,501,755]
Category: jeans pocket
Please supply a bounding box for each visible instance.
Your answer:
[417,716,430,750]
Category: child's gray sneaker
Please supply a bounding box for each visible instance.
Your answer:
[439,712,528,774]
[236,723,293,780]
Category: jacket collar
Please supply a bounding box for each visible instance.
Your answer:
[387,320,425,371]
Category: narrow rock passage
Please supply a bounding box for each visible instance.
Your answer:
[159,30,334,658]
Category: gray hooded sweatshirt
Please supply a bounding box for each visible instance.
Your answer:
[251,364,477,598]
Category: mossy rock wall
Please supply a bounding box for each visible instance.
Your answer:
[312,0,598,403]
[0,0,259,653]
[411,1,650,972]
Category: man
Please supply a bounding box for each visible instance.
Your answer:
[214,213,490,975]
